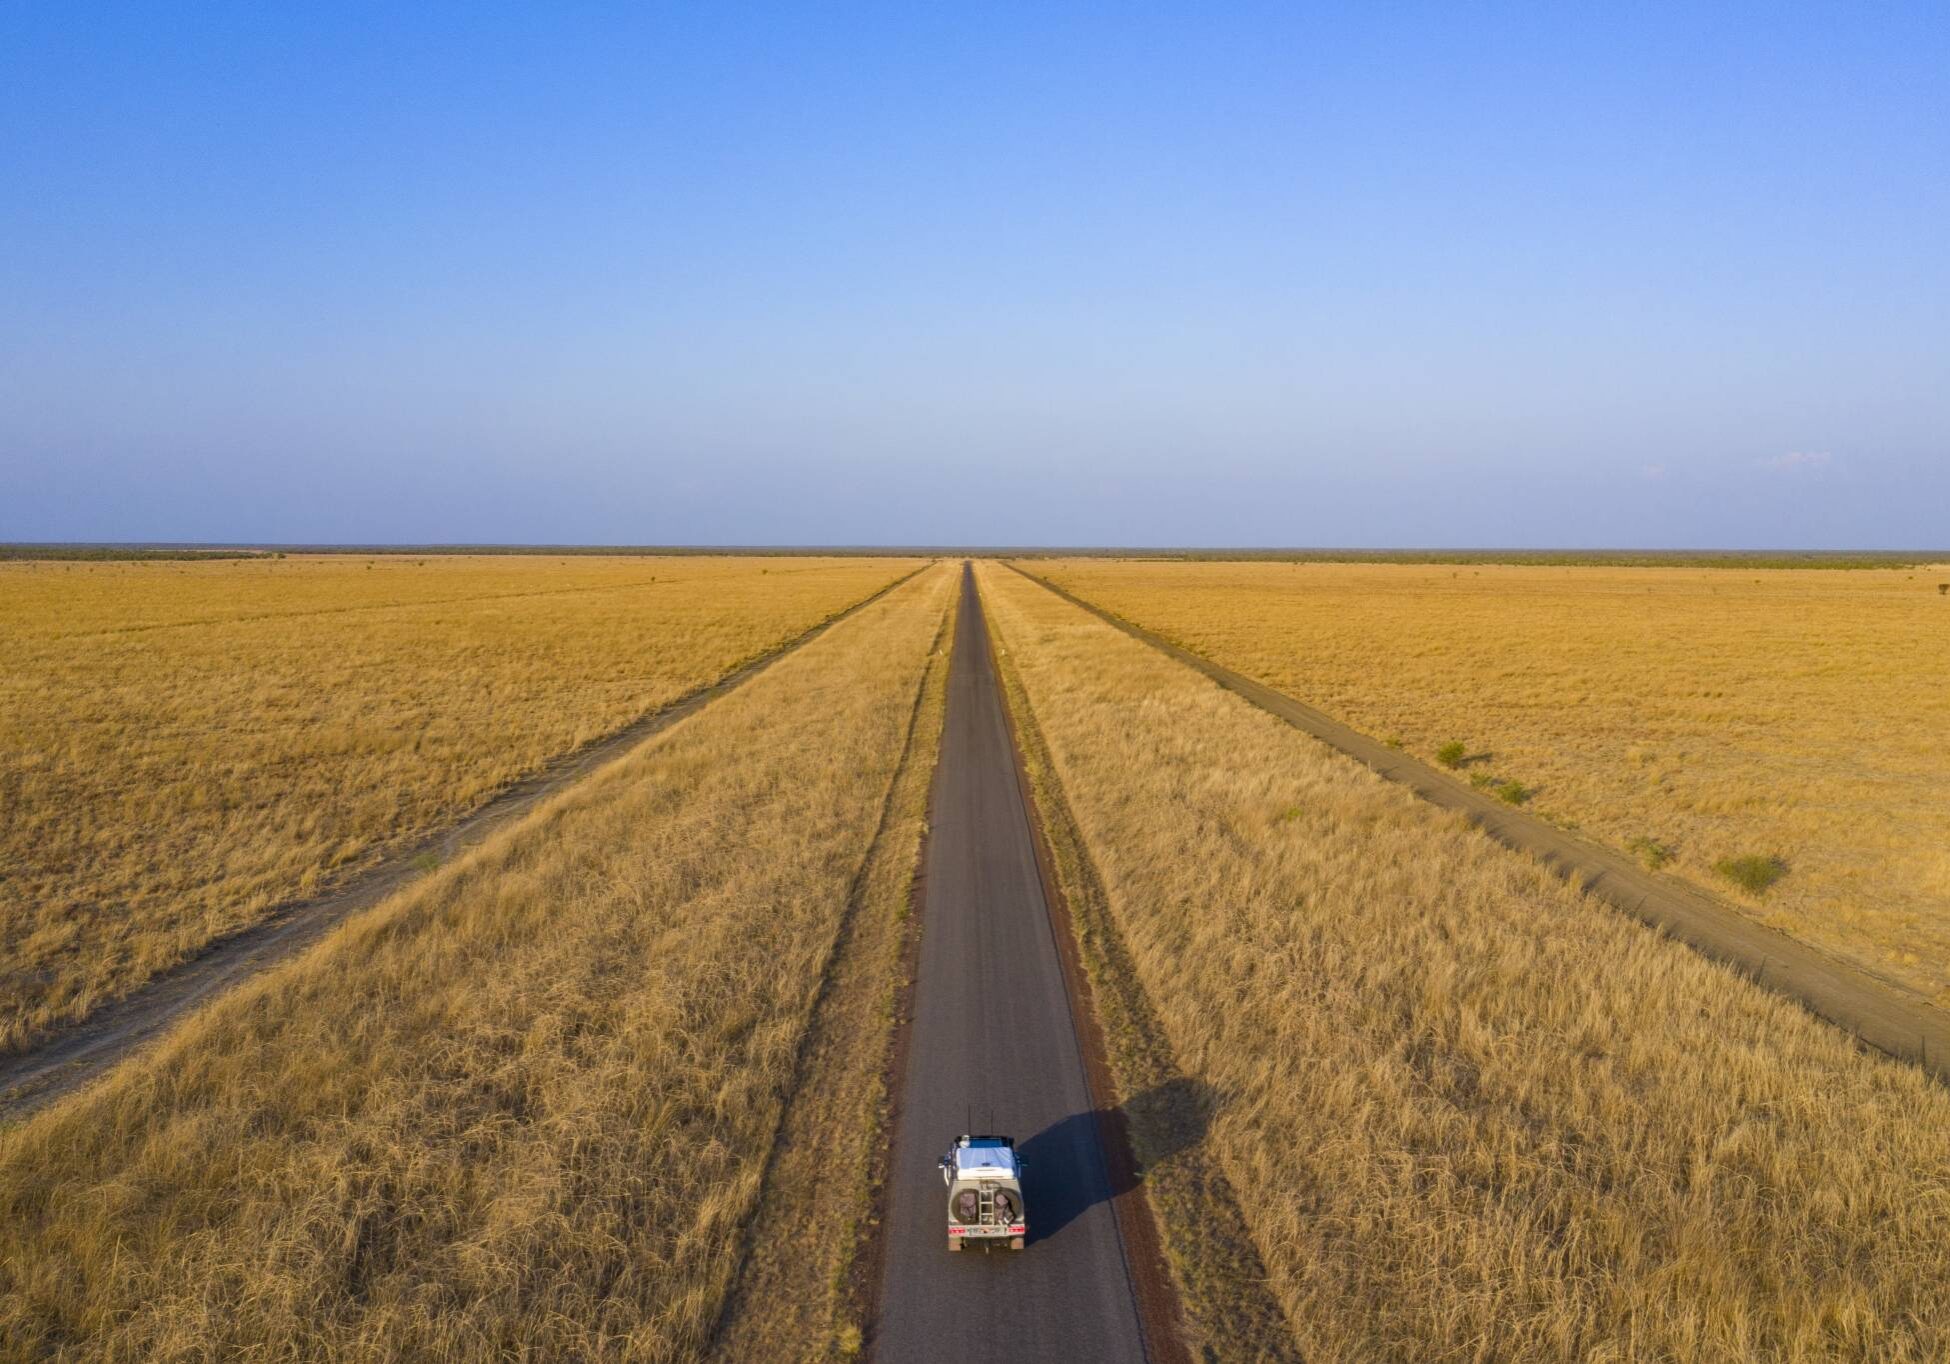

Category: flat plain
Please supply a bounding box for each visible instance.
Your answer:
[0,562,954,1361]
[7,552,1946,1363]
[981,561,1950,1362]
[0,554,920,1050]
[1030,558,1950,1004]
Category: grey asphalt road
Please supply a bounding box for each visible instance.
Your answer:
[873,564,1149,1363]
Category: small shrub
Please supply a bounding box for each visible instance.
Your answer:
[1463,771,1531,804]
[835,1322,863,1357]
[1715,854,1787,895]
[411,851,441,874]
[1628,836,1673,870]
[1384,735,1404,750]
[1938,582,1948,595]
[1277,805,1303,822]
[1436,740,1467,769]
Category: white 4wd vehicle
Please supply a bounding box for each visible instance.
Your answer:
[939,1134,1027,1251]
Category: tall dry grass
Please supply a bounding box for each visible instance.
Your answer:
[1032,558,1950,1005]
[979,562,1950,1362]
[709,588,956,1362]
[0,553,920,1049]
[0,563,953,1362]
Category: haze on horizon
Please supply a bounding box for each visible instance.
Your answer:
[3,4,1945,550]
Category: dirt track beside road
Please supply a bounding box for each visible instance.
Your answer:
[1012,563,1950,1086]
[0,567,926,1122]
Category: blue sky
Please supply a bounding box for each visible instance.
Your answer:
[3,3,1944,547]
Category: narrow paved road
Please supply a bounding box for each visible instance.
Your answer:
[874,565,1150,1363]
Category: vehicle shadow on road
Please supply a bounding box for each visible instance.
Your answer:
[1019,1076,1214,1245]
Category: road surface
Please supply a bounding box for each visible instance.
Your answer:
[873,565,1151,1362]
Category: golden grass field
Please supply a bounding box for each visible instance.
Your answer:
[0,553,920,1051]
[1029,558,1950,1005]
[0,561,954,1362]
[980,562,1950,1362]
[710,583,955,1362]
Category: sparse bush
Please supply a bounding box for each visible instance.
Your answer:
[1715,853,1787,895]
[1435,740,1467,768]
[1492,778,1531,805]
[411,851,440,874]
[1384,735,1404,750]
[1029,555,1950,1007]
[1938,582,1947,596]
[1628,836,1674,870]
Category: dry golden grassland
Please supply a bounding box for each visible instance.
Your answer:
[0,561,954,1363]
[0,553,920,1051]
[710,587,955,1362]
[979,562,1950,1362]
[1031,558,1950,1005]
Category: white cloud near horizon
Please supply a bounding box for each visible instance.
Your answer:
[1757,450,1835,473]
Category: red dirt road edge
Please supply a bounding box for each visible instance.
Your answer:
[1010,562,1950,1088]
[984,584,1193,1364]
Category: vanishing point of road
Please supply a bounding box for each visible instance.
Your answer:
[872,564,1154,1362]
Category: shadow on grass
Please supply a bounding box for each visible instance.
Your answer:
[1018,1077,1214,1245]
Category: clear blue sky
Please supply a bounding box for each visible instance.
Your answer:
[3,3,1944,547]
